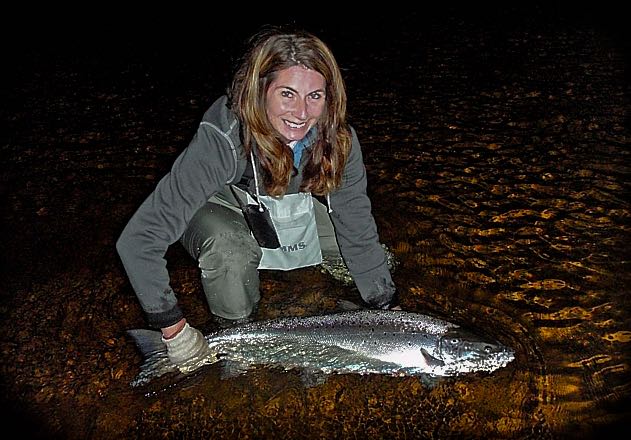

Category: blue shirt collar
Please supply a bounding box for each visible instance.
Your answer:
[292,127,317,166]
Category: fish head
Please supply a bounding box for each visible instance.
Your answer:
[433,328,515,375]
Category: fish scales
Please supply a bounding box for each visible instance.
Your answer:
[128,309,515,387]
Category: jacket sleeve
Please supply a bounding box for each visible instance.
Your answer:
[116,121,238,328]
[329,127,396,307]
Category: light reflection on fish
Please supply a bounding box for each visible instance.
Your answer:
[128,309,515,387]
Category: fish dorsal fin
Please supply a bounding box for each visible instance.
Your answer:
[420,348,445,368]
[127,329,167,358]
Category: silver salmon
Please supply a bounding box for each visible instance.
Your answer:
[127,309,514,387]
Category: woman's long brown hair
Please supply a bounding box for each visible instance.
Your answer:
[229,27,352,196]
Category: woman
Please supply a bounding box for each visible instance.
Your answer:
[116,27,396,372]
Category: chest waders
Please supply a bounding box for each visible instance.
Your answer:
[179,150,342,321]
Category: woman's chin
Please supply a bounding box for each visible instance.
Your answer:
[279,125,312,142]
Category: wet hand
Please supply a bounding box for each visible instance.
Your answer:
[161,323,214,373]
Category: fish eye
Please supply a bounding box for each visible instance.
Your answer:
[484,346,492,353]
[450,338,459,345]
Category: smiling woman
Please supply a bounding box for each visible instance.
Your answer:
[115,26,397,375]
[265,65,326,142]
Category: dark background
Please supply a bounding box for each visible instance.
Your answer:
[5,3,628,59]
[2,2,629,438]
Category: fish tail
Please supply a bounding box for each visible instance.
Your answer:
[127,329,167,358]
[127,328,223,387]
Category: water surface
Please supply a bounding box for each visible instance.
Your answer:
[1,9,629,439]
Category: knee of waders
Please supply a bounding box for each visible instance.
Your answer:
[198,231,262,271]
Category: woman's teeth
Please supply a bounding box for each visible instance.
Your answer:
[284,120,306,129]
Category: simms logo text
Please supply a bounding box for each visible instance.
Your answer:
[281,242,307,252]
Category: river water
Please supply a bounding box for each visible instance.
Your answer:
[1,8,629,440]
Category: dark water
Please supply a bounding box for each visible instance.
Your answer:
[2,7,629,439]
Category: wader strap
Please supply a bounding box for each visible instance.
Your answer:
[229,185,248,209]
[238,158,254,187]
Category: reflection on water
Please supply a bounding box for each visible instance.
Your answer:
[1,12,629,440]
[359,24,630,438]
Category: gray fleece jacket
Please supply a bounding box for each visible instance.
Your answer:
[116,96,395,328]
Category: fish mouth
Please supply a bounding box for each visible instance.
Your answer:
[482,348,515,370]
[501,348,516,364]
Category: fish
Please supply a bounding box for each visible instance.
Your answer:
[127,308,515,387]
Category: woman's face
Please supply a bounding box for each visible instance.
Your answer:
[265,65,326,143]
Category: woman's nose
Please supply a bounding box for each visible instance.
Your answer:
[292,99,308,119]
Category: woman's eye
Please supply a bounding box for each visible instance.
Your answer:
[309,92,322,100]
[281,90,293,98]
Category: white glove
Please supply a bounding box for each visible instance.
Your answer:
[161,323,214,373]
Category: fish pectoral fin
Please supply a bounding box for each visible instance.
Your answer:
[420,348,445,368]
